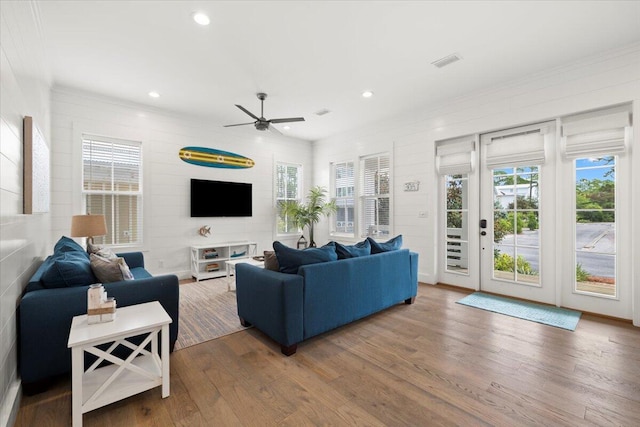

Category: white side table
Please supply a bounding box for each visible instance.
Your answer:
[67,301,172,427]
[225,258,265,291]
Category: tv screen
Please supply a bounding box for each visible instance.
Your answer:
[190,179,252,217]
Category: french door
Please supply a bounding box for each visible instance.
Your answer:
[479,122,556,304]
[438,104,632,317]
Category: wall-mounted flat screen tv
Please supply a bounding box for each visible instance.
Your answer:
[190,179,252,217]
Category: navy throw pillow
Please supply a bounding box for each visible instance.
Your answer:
[53,236,88,258]
[41,251,98,288]
[367,235,403,254]
[334,240,371,259]
[273,241,337,274]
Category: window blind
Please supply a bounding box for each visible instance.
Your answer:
[484,127,549,168]
[82,136,142,245]
[360,154,391,238]
[332,161,355,235]
[561,104,631,158]
[275,162,302,234]
[435,136,476,175]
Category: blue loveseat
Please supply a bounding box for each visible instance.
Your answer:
[18,237,179,391]
[236,246,418,355]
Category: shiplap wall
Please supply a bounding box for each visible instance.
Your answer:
[312,42,640,307]
[0,2,51,426]
[50,89,313,278]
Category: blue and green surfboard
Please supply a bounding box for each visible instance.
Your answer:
[179,146,255,169]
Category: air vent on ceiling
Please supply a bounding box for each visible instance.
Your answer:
[431,53,461,69]
[315,109,331,116]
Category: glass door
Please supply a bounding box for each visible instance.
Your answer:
[437,136,479,289]
[479,123,556,304]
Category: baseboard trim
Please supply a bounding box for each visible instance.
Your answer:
[1,378,21,427]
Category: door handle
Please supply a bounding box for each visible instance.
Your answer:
[480,219,487,228]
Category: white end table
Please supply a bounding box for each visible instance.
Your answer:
[225,258,265,291]
[67,301,172,427]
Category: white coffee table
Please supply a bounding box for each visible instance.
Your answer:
[225,258,264,291]
[67,301,172,427]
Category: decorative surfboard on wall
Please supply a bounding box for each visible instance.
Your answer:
[179,146,255,169]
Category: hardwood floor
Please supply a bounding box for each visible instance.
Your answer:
[15,284,640,426]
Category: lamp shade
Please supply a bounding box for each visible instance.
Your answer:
[70,214,107,238]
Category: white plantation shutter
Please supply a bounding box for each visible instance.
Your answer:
[82,135,142,245]
[561,104,632,158]
[360,153,391,238]
[435,136,476,175]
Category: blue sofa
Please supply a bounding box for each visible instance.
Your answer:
[236,248,418,355]
[19,239,179,391]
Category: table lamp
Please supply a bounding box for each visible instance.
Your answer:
[70,214,107,248]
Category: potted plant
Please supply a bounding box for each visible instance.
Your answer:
[281,186,337,247]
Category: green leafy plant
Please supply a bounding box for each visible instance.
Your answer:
[494,252,537,275]
[280,186,337,247]
[527,212,538,230]
[576,263,590,282]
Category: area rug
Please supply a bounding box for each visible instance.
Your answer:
[456,292,581,331]
[175,278,249,350]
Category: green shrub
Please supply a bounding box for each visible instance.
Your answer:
[527,212,538,230]
[494,252,537,276]
[576,263,590,282]
[516,255,536,275]
[494,252,514,271]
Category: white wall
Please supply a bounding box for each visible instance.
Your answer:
[312,43,640,323]
[50,88,313,278]
[0,2,52,426]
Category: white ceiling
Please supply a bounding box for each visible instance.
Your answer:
[36,1,640,141]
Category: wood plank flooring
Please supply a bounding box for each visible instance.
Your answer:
[15,284,640,426]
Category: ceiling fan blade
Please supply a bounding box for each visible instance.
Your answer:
[268,124,282,135]
[223,122,255,127]
[235,104,260,120]
[269,117,305,124]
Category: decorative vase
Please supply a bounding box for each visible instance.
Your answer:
[308,225,316,247]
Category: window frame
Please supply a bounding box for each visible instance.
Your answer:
[330,160,357,238]
[275,161,303,236]
[81,134,143,247]
[359,152,392,239]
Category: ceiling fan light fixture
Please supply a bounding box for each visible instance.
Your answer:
[362,90,374,98]
[148,91,160,98]
[192,12,210,26]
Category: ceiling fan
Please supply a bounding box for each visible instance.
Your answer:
[224,93,305,134]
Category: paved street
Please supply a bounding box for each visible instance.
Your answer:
[494,223,615,278]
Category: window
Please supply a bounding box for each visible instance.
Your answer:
[331,161,355,236]
[575,156,616,296]
[445,174,469,274]
[360,153,390,238]
[275,162,302,234]
[82,135,142,246]
[561,104,630,298]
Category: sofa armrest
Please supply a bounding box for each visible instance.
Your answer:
[236,264,304,348]
[18,273,179,385]
[116,251,144,269]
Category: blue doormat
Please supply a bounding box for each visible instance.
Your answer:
[456,292,581,331]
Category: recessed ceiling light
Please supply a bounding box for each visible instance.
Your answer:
[148,91,160,98]
[193,12,210,26]
[362,91,374,98]
[283,126,291,130]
